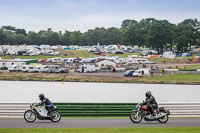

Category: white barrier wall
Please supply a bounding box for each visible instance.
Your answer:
[1,81,200,103]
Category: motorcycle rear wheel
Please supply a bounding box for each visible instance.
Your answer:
[50,111,61,122]
[24,110,36,123]
[130,111,142,123]
[158,111,169,123]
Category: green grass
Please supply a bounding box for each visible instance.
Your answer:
[64,50,96,58]
[0,55,64,59]
[138,73,200,84]
[172,65,200,70]
[0,73,200,84]
[148,58,172,64]
[106,53,141,58]
[0,51,140,59]
[0,50,97,59]
[0,128,199,133]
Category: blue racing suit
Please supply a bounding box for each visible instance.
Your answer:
[38,98,54,115]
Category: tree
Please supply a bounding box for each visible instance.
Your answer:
[69,31,82,45]
[122,18,176,53]
[16,29,27,36]
[0,28,6,45]
[121,19,138,29]
[60,30,70,45]
[80,34,87,46]
[48,32,60,45]
[175,19,200,52]
[121,23,143,46]
[4,31,16,45]
[0,18,200,50]
[27,31,40,45]
[2,26,17,31]
[105,27,122,44]
[16,34,26,45]
[146,20,175,53]
[39,31,48,44]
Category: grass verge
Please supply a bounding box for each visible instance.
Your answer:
[0,127,200,133]
[172,64,200,70]
[140,73,200,84]
[0,72,200,84]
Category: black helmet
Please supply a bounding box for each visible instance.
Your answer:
[39,94,44,100]
[145,91,151,98]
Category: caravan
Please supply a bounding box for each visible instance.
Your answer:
[133,69,150,77]
[8,65,22,72]
[77,65,98,73]
[162,51,176,58]
[40,65,60,73]
[21,65,38,73]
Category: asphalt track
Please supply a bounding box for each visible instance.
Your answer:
[0,118,200,128]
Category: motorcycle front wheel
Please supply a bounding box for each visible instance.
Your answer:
[24,110,36,123]
[130,111,142,123]
[50,111,61,122]
[158,111,169,123]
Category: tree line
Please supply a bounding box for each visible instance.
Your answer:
[0,18,200,53]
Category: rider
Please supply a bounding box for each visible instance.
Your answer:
[37,94,54,116]
[144,91,158,116]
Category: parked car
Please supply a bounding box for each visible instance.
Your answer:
[55,68,69,73]
[113,51,124,54]
[38,59,47,63]
[124,70,136,77]
[73,57,82,63]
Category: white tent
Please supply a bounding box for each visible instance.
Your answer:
[162,51,176,58]
[96,60,116,68]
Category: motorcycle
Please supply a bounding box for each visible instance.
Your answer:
[130,102,170,123]
[24,103,61,123]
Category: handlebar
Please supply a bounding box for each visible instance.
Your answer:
[31,103,40,106]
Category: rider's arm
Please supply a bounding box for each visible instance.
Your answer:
[145,97,153,104]
[37,98,46,106]
[143,98,148,105]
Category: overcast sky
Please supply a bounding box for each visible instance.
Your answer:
[0,0,200,32]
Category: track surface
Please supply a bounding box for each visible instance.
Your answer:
[0,118,200,128]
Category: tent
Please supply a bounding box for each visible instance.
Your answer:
[96,60,116,68]
[181,53,192,57]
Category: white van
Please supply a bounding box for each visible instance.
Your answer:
[8,65,21,72]
[22,65,38,73]
[41,65,60,73]
[133,69,150,77]
[77,65,98,73]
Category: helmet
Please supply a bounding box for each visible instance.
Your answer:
[145,91,151,98]
[39,94,45,100]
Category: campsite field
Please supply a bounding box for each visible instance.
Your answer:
[0,50,141,59]
[0,127,200,133]
[0,49,193,64]
[0,49,195,64]
[0,50,96,59]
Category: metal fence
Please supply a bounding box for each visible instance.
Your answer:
[0,102,200,118]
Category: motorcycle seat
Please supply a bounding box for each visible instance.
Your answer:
[158,107,164,111]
